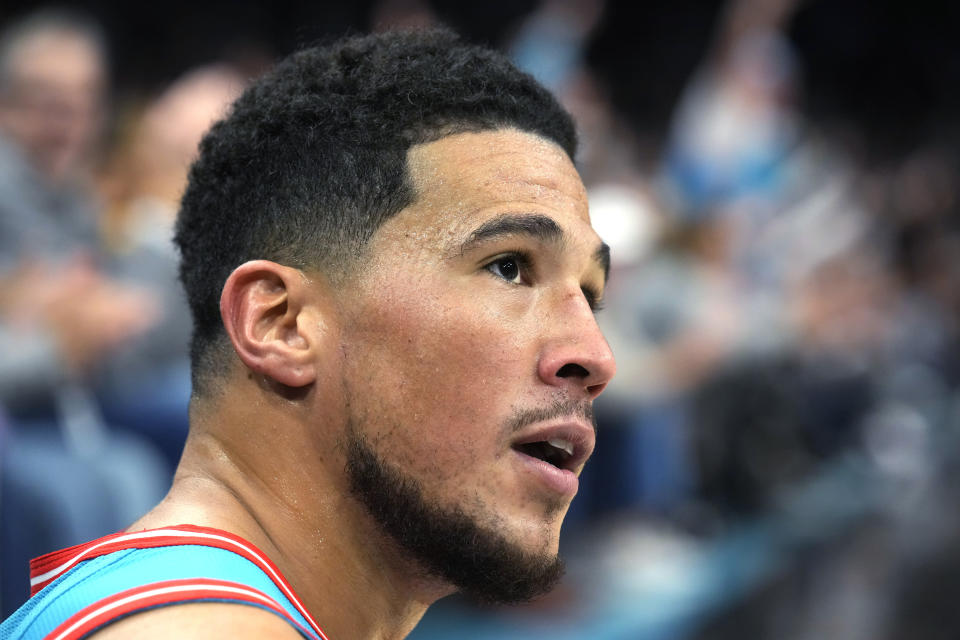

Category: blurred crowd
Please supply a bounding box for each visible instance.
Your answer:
[0,7,244,614]
[1,1,958,638]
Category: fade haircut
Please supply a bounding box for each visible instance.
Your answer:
[174,28,578,396]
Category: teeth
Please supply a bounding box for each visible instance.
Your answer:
[547,438,574,457]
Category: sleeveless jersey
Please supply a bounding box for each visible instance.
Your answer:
[0,525,329,640]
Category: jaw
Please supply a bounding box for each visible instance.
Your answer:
[343,424,569,604]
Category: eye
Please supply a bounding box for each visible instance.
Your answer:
[582,286,606,313]
[484,253,529,284]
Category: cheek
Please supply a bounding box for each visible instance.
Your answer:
[344,284,534,474]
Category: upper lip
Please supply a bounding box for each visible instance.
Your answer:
[510,420,596,472]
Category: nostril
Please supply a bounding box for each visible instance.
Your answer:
[556,363,589,379]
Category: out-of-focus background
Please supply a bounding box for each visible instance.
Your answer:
[1,0,958,637]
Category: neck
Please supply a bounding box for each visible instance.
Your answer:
[130,389,448,640]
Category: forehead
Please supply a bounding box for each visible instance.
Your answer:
[401,128,592,239]
[8,30,103,92]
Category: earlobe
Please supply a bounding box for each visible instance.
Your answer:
[220,260,319,388]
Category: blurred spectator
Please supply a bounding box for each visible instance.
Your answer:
[0,8,169,617]
[508,0,604,95]
[882,142,960,383]
[100,63,245,253]
[0,7,104,184]
[91,62,248,466]
[662,28,801,215]
[0,8,159,402]
[94,63,246,434]
[661,0,800,212]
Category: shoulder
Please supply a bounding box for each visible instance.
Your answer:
[21,531,322,639]
[87,602,305,639]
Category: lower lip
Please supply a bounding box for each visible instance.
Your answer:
[512,450,579,496]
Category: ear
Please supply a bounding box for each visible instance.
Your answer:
[220,260,322,388]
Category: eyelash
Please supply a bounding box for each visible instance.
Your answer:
[582,288,605,313]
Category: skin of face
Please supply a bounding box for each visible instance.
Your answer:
[332,128,616,564]
[0,29,105,181]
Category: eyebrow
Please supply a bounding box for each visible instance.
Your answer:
[463,213,563,248]
[460,213,610,283]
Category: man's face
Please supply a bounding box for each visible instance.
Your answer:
[335,128,615,599]
[0,29,105,182]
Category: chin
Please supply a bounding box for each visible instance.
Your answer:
[346,425,568,604]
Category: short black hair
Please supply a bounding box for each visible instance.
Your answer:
[174,28,577,395]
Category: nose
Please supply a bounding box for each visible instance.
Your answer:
[537,292,616,400]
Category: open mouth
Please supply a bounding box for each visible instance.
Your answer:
[513,438,575,471]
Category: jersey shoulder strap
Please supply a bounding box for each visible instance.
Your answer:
[1,525,328,640]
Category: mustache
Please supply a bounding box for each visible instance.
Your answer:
[504,397,596,435]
